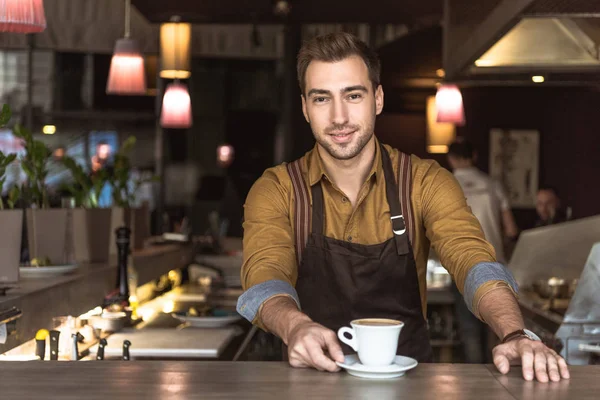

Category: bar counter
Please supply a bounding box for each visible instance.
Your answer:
[0,243,194,353]
[0,362,596,399]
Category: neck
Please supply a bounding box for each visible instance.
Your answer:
[317,135,376,198]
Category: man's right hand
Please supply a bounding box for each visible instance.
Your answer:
[286,319,345,372]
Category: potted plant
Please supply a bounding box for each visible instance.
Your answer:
[0,104,23,286]
[12,113,69,266]
[108,136,158,252]
[61,156,112,263]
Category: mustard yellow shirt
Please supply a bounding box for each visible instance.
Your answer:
[240,139,512,325]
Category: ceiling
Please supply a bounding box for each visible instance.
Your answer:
[131,0,443,24]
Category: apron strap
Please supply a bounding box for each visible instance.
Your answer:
[380,143,410,255]
[286,160,310,267]
[398,152,415,246]
[286,145,415,263]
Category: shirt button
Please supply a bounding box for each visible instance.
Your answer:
[347,236,352,241]
[342,197,347,203]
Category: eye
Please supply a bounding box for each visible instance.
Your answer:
[348,93,362,101]
[313,97,328,103]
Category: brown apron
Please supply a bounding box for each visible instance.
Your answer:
[286,143,433,362]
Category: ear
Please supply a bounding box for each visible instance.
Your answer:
[301,95,310,123]
[375,85,384,115]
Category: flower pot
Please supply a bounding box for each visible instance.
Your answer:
[26,209,69,265]
[0,209,23,285]
[71,208,112,263]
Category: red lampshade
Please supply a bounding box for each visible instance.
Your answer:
[435,84,465,126]
[0,0,46,33]
[106,38,146,95]
[161,82,192,128]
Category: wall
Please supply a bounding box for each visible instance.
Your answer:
[376,85,600,230]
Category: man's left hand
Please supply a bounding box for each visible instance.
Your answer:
[493,338,570,382]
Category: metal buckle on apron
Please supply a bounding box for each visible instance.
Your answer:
[390,215,406,235]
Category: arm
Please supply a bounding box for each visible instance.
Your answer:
[495,181,519,239]
[260,296,344,371]
[502,209,519,239]
[236,168,343,371]
[479,287,569,382]
[419,162,568,381]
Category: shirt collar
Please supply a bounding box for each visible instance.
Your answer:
[307,136,383,187]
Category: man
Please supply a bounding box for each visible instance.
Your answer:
[237,32,569,382]
[447,139,519,363]
[447,139,518,264]
[535,187,567,228]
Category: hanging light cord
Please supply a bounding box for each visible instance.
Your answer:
[125,0,131,38]
[172,16,181,83]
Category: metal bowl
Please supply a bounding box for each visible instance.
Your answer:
[532,277,575,299]
[88,312,127,333]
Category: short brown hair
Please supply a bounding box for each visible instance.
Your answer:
[297,32,381,95]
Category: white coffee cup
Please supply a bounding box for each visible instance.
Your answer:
[337,318,404,367]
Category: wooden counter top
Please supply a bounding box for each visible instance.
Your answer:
[0,362,596,399]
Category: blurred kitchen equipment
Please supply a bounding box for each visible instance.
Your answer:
[532,277,576,299]
[49,330,60,360]
[71,334,79,361]
[123,340,131,360]
[52,316,80,357]
[96,339,107,360]
[35,329,48,360]
[88,311,127,333]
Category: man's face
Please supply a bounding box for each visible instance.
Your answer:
[536,190,559,221]
[301,55,383,161]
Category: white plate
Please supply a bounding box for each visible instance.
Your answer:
[336,354,418,379]
[19,264,79,279]
[171,313,241,328]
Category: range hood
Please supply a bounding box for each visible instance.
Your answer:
[471,17,600,73]
[443,0,600,82]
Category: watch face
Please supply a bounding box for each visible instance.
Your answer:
[524,329,541,341]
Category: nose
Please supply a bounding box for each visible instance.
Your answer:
[330,98,349,126]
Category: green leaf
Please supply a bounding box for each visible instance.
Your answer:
[0,104,11,127]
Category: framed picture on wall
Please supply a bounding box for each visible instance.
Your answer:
[489,129,540,208]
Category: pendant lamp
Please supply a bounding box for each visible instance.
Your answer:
[160,17,191,79]
[435,84,465,126]
[0,0,46,33]
[106,0,146,95]
[160,82,192,128]
[160,15,192,128]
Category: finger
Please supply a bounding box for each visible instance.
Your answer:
[557,356,570,379]
[289,346,311,369]
[493,352,511,374]
[305,339,339,372]
[323,331,345,363]
[520,345,535,381]
[546,353,560,382]
[533,349,549,383]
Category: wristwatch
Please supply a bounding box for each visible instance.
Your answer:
[501,329,541,344]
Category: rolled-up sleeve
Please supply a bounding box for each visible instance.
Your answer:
[236,167,300,328]
[418,161,517,318]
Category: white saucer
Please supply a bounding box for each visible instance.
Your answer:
[19,264,78,279]
[336,354,418,379]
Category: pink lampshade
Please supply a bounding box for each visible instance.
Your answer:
[216,144,234,167]
[0,0,46,33]
[161,82,192,128]
[435,84,465,126]
[106,38,147,95]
